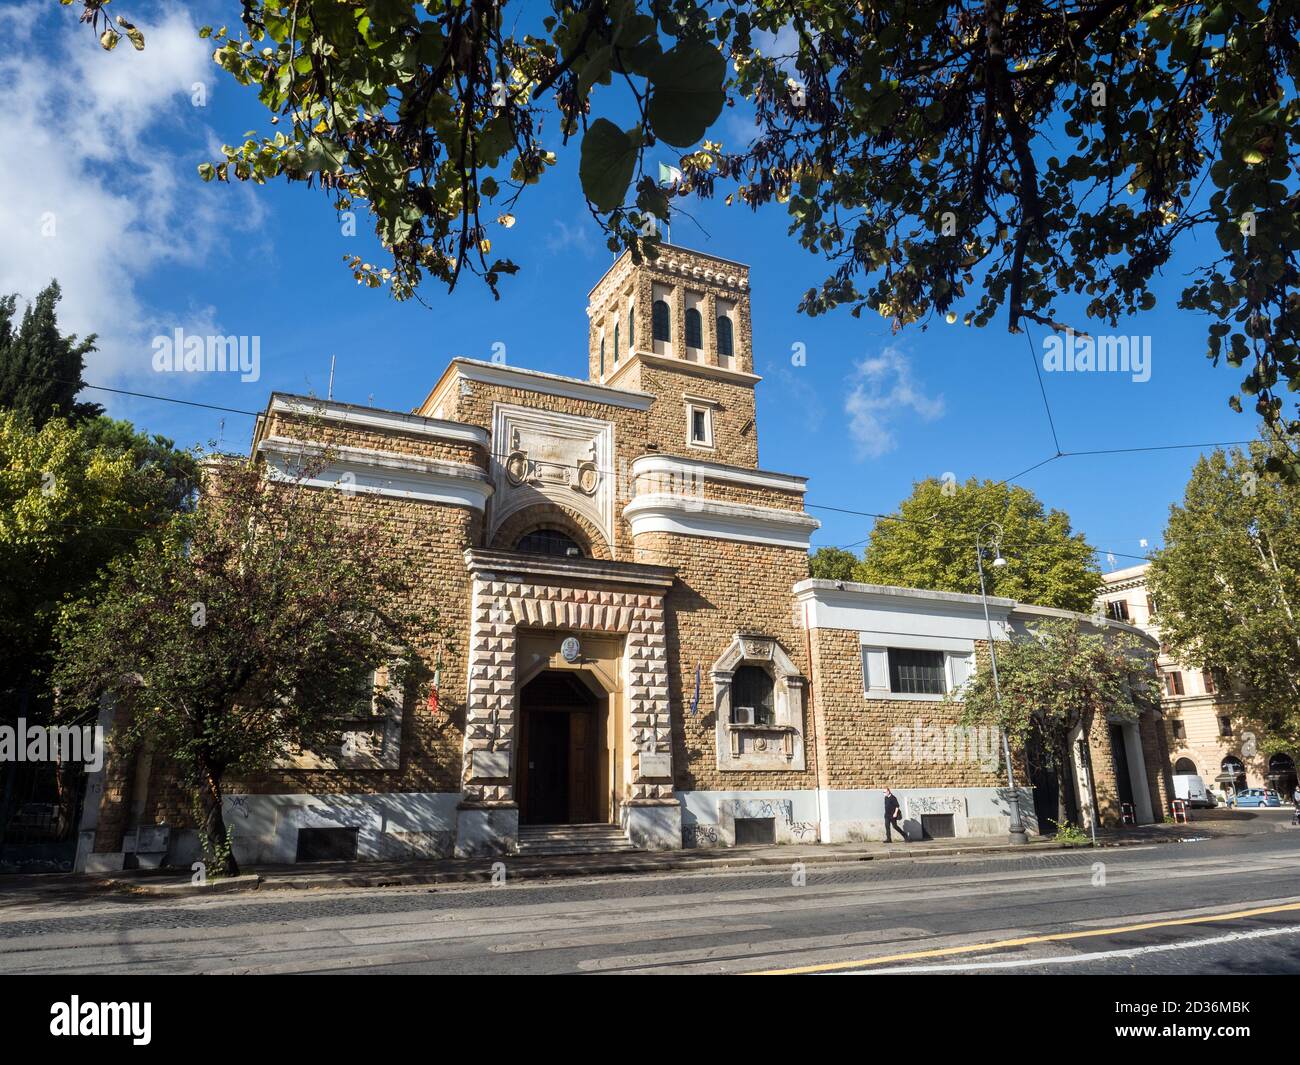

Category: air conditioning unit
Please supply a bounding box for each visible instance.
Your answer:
[732,706,756,726]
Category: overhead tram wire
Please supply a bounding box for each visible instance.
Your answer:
[14,369,1264,564]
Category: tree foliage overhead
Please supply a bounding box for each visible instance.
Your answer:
[0,281,101,427]
[54,456,447,875]
[854,477,1101,611]
[1147,434,1300,747]
[65,2,1300,462]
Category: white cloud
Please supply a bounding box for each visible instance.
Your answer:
[545,218,598,257]
[844,347,945,458]
[0,4,254,390]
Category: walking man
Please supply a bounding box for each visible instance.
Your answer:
[884,787,908,843]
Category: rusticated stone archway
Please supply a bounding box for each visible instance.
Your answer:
[455,548,681,856]
[489,502,612,559]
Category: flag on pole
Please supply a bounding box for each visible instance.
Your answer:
[689,662,701,715]
[658,162,683,188]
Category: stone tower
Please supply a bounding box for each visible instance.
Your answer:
[585,244,760,468]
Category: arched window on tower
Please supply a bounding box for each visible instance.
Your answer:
[652,299,671,342]
[599,337,605,377]
[716,315,734,358]
[685,307,703,349]
[627,305,635,348]
[613,323,620,363]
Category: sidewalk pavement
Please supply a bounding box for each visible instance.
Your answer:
[0,820,1215,902]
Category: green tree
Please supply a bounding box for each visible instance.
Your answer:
[1147,436,1300,746]
[0,412,192,715]
[68,0,1300,463]
[858,477,1100,610]
[808,545,860,581]
[956,617,1159,829]
[0,282,101,426]
[54,457,445,876]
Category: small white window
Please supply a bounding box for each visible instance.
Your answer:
[686,404,713,448]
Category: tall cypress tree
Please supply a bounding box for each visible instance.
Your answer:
[0,280,102,426]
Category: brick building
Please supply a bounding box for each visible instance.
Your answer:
[1099,564,1297,801]
[77,246,1172,870]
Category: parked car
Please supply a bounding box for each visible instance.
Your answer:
[1228,788,1282,808]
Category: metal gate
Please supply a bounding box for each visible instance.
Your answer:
[0,760,87,873]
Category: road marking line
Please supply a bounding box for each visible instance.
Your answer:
[858,923,1300,973]
[749,898,1300,975]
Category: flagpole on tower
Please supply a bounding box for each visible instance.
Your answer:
[657,162,683,245]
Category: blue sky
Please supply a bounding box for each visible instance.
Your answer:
[5,1,1257,571]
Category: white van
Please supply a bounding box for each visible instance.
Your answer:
[1173,773,1214,809]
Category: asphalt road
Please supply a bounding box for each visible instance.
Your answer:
[0,828,1297,976]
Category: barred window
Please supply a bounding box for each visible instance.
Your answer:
[887,648,946,695]
[732,665,775,725]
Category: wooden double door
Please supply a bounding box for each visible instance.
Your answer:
[518,671,603,825]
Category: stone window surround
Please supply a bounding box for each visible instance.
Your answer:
[684,396,715,450]
[859,632,976,703]
[280,660,405,771]
[711,634,807,772]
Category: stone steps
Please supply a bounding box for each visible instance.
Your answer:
[517,823,639,856]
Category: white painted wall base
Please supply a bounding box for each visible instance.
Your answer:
[677,787,1037,846]
[93,784,1039,868]
[622,803,682,850]
[222,791,462,865]
[454,805,519,857]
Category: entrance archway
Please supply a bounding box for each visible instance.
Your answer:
[517,670,607,826]
[1221,755,1247,793]
[1268,754,1297,800]
[1173,757,1198,774]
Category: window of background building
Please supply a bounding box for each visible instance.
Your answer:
[1106,599,1130,622]
[888,648,947,696]
[1171,719,1186,741]
[1219,715,1234,737]
[1165,671,1185,697]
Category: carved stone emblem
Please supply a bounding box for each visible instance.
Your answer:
[489,406,615,550]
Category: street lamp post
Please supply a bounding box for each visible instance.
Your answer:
[976,522,1030,845]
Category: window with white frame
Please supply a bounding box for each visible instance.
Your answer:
[686,402,713,448]
[860,638,975,700]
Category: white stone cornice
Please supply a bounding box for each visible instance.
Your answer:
[268,394,488,447]
[464,548,675,590]
[624,494,819,550]
[630,454,807,495]
[259,436,492,510]
[605,349,761,388]
[443,358,656,411]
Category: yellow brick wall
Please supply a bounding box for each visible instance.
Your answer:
[808,628,1010,789]
[632,530,818,791]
